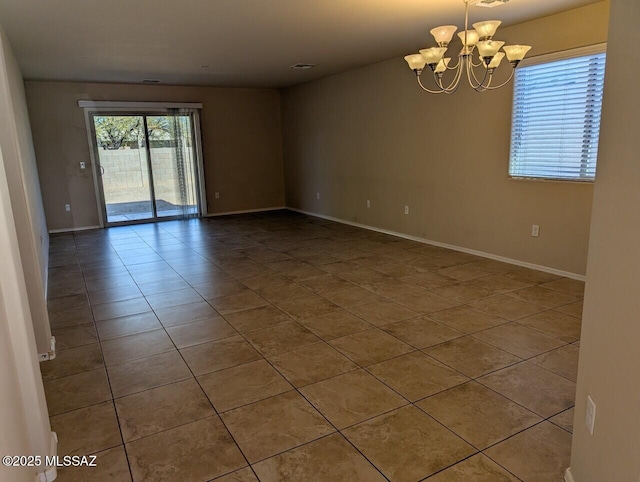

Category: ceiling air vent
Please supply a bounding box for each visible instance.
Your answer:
[290,63,315,70]
[142,79,160,84]
[473,0,510,7]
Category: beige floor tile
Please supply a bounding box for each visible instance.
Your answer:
[381,317,464,349]
[154,300,219,327]
[550,407,574,433]
[506,285,579,309]
[54,445,131,482]
[321,286,384,308]
[424,453,519,482]
[424,336,521,378]
[180,335,262,376]
[431,283,495,303]
[93,297,152,322]
[531,344,580,381]
[298,274,354,294]
[503,268,560,285]
[127,416,246,481]
[300,369,406,429]
[268,343,357,387]
[359,278,424,299]
[44,368,112,416]
[417,381,542,449]
[368,351,469,401]
[329,328,413,366]
[240,272,289,291]
[400,271,458,290]
[256,282,314,303]
[214,467,258,482]
[393,291,460,314]
[52,323,98,351]
[49,304,95,329]
[95,312,162,340]
[274,295,341,321]
[555,300,583,319]
[428,305,506,334]
[478,362,576,417]
[145,287,203,310]
[198,359,292,412]
[438,264,490,281]
[221,391,334,463]
[108,351,192,398]
[101,329,175,366]
[210,291,269,314]
[193,279,249,299]
[253,433,385,482]
[343,405,475,482]
[223,305,291,333]
[484,422,572,482]
[51,402,121,456]
[348,300,417,326]
[298,310,371,340]
[243,321,321,357]
[470,274,533,293]
[518,310,582,343]
[40,343,104,381]
[194,279,248,299]
[47,293,90,312]
[166,317,237,348]
[88,285,142,305]
[470,294,544,320]
[115,378,214,442]
[540,278,585,297]
[473,323,565,358]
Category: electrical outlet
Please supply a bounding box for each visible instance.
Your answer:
[316,192,320,200]
[64,204,71,212]
[404,205,409,215]
[214,192,220,199]
[532,224,540,237]
[586,395,596,435]
[79,161,86,170]
[366,200,371,208]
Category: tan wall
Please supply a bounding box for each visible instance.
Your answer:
[0,27,51,354]
[25,81,285,230]
[282,1,610,276]
[570,0,640,480]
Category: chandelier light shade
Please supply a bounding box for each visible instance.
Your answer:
[404,0,531,93]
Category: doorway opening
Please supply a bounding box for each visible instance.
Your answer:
[87,109,204,226]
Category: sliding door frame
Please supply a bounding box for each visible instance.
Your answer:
[82,104,207,228]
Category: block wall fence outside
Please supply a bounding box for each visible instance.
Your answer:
[98,147,197,205]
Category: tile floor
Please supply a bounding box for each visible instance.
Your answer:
[43,211,582,482]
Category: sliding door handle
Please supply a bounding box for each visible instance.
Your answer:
[99,165,105,176]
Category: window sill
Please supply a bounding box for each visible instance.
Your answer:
[508,176,595,185]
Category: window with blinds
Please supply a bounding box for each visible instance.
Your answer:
[509,46,607,181]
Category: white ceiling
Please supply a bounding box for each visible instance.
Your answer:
[0,0,600,88]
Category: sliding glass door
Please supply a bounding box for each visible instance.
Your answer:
[90,112,201,225]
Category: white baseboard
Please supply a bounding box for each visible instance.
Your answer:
[287,207,586,281]
[38,336,56,362]
[48,225,100,234]
[35,431,58,482]
[564,467,575,482]
[204,206,285,217]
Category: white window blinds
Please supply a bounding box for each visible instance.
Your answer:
[509,47,607,181]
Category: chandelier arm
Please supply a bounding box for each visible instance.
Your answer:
[439,61,465,94]
[471,57,484,68]
[484,69,516,90]
[417,75,447,94]
[436,61,464,92]
[467,59,490,91]
[446,56,462,70]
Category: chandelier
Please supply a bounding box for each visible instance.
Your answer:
[404,0,531,93]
